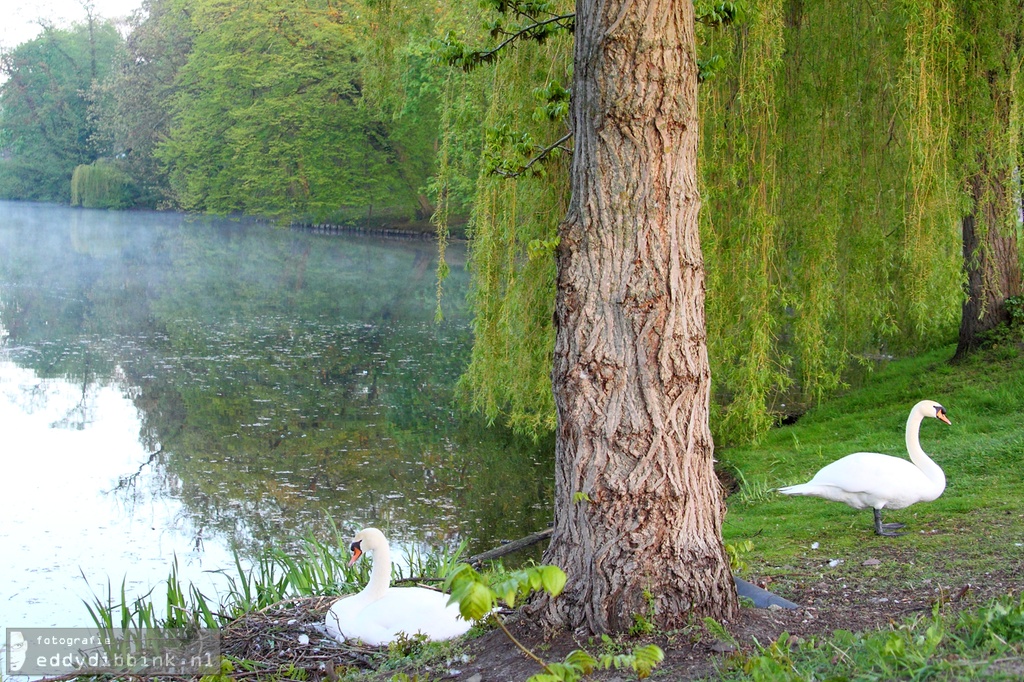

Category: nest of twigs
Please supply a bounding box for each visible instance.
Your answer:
[34,597,388,682]
[219,595,385,679]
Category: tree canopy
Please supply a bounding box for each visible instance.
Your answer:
[449,0,1023,443]
[0,0,1021,443]
[0,18,123,202]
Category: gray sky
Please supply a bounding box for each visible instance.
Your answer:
[2,0,142,51]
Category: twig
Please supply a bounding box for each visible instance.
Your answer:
[470,14,575,65]
[490,612,553,674]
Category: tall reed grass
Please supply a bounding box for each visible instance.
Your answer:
[82,524,467,635]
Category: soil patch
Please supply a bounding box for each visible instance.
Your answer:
[442,562,1020,681]
[132,548,1023,682]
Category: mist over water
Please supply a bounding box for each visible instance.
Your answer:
[0,201,552,636]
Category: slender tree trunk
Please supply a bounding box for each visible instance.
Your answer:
[954,172,1022,360]
[952,2,1023,361]
[536,0,737,634]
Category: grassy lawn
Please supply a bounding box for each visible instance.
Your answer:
[713,341,1024,680]
[721,342,1024,566]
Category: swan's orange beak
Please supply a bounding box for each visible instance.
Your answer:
[348,544,363,566]
[937,410,951,425]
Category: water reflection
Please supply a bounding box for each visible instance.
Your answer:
[0,201,552,632]
[0,359,235,630]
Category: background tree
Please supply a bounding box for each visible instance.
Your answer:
[153,0,445,222]
[535,0,737,632]
[947,0,1024,358]
[156,0,372,217]
[0,19,122,201]
[89,0,195,208]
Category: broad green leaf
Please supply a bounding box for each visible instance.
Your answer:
[449,579,495,621]
[539,565,567,596]
[563,649,596,674]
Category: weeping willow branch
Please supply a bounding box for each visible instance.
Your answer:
[491,131,572,177]
[435,13,574,71]
[486,13,575,45]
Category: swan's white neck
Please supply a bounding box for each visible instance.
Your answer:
[906,408,945,491]
[361,543,392,600]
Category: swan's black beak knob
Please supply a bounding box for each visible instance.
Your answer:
[348,541,363,566]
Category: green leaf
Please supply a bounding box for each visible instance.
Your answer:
[445,564,496,620]
[539,565,567,597]
[563,649,596,674]
[632,645,665,679]
[530,662,581,682]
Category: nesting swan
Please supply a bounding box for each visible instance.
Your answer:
[324,528,471,646]
[778,400,951,536]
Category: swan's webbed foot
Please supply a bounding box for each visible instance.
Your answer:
[873,508,905,537]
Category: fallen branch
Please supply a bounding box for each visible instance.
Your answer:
[469,527,553,566]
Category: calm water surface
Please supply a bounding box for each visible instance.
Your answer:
[0,201,552,640]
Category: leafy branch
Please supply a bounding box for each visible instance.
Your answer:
[492,131,572,178]
[433,0,574,71]
[695,2,743,83]
[445,563,665,681]
[695,1,743,27]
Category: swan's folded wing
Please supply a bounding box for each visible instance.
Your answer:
[810,452,913,486]
[347,587,471,645]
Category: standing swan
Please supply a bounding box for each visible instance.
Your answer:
[324,528,471,646]
[778,400,951,536]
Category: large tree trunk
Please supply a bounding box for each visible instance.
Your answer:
[536,0,737,634]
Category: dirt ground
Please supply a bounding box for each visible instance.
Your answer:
[217,539,1024,682]
[440,559,1024,682]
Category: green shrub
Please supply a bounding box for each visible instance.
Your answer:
[70,159,134,209]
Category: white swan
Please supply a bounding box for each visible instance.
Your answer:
[324,528,471,646]
[778,400,951,536]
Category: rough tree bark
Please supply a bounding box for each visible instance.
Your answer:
[952,2,1023,361]
[954,171,1022,360]
[536,0,737,634]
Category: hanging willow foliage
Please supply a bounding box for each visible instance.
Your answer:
[699,0,788,442]
[898,0,963,340]
[698,0,969,442]
[454,37,572,435]
[70,160,133,209]
[444,0,992,443]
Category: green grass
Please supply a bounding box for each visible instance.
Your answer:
[717,342,1024,680]
[719,594,1024,681]
[722,343,1024,563]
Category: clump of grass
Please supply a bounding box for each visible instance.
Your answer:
[394,537,469,583]
[81,523,452,635]
[731,468,778,506]
[722,593,1024,681]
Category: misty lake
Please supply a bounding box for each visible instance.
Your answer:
[0,201,553,637]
